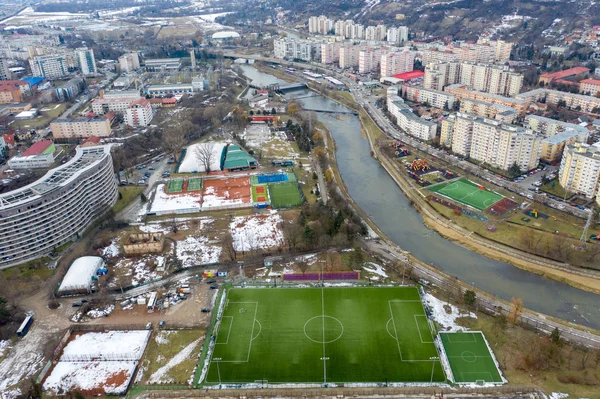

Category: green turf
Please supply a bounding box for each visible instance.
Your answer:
[439,332,504,384]
[167,179,184,193]
[286,172,297,183]
[268,182,302,208]
[428,178,503,211]
[188,178,203,191]
[202,287,445,385]
[251,184,270,203]
[250,175,259,185]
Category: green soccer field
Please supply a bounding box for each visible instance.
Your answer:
[439,332,504,384]
[188,178,203,191]
[167,179,184,193]
[268,182,303,208]
[202,287,445,385]
[428,178,503,211]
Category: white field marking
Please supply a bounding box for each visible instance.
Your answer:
[387,301,437,363]
[460,371,494,383]
[385,318,397,340]
[212,302,258,363]
[303,316,344,344]
[459,351,478,363]
[446,332,477,343]
[321,282,326,384]
[216,316,234,344]
[443,182,460,192]
[252,319,262,341]
[414,314,435,344]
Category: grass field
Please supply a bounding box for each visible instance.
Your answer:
[268,182,303,208]
[167,179,184,193]
[439,332,504,384]
[251,184,270,203]
[188,178,203,192]
[202,287,445,385]
[428,178,503,211]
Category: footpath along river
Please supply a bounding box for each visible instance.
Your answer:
[240,64,600,330]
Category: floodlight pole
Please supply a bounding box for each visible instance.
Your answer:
[216,360,222,388]
[430,361,435,383]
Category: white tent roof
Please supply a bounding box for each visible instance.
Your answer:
[58,256,104,293]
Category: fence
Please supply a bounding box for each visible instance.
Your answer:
[283,272,360,281]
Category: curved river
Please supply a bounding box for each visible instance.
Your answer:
[239,65,600,330]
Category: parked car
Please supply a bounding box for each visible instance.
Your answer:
[201,308,211,313]
[146,323,152,330]
[210,285,218,290]
[72,301,83,307]
[159,320,165,328]
[206,279,216,284]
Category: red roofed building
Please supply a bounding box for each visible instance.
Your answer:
[580,79,600,96]
[250,115,279,123]
[22,140,55,156]
[539,67,590,85]
[8,139,56,169]
[81,136,101,147]
[0,80,30,104]
[393,70,425,81]
[3,132,15,148]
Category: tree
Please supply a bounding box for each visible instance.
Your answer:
[0,297,10,325]
[163,127,186,158]
[194,142,216,173]
[297,260,309,274]
[287,102,300,116]
[271,107,277,115]
[283,222,303,252]
[508,162,522,178]
[222,231,237,261]
[508,297,523,324]
[140,193,147,203]
[463,290,477,307]
[550,327,563,346]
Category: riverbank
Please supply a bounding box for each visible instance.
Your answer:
[352,99,600,295]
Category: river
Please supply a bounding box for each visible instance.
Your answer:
[241,66,600,330]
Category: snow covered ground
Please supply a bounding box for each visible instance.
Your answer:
[61,331,150,361]
[362,262,388,279]
[148,338,201,383]
[0,340,10,357]
[43,361,138,395]
[86,305,115,319]
[229,211,284,251]
[176,235,222,267]
[424,293,476,331]
[178,142,226,173]
[150,184,202,214]
[201,186,247,209]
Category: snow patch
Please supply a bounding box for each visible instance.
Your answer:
[147,338,201,383]
[229,213,284,251]
[362,262,388,278]
[424,293,476,331]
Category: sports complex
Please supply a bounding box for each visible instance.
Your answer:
[198,286,504,386]
[428,178,504,211]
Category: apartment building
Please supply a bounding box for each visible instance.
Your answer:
[387,26,408,44]
[387,96,437,141]
[0,58,10,80]
[273,38,315,62]
[559,143,600,198]
[92,97,133,115]
[525,115,589,138]
[29,55,68,79]
[579,79,600,96]
[101,89,141,100]
[0,80,29,104]
[118,52,140,73]
[459,98,517,123]
[467,118,541,172]
[439,115,455,148]
[542,89,600,113]
[55,77,84,101]
[525,115,590,162]
[339,44,362,69]
[399,84,456,109]
[321,41,341,64]
[144,58,181,72]
[51,116,112,139]
[125,98,153,127]
[309,15,334,34]
[358,47,382,74]
[424,62,523,96]
[445,84,528,116]
[380,50,414,77]
[451,112,478,156]
[76,48,97,75]
[0,145,118,267]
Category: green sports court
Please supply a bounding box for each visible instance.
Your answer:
[200,287,445,385]
[251,184,270,203]
[188,178,203,191]
[268,182,303,208]
[428,178,504,211]
[167,179,184,193]
[439,331,504,384]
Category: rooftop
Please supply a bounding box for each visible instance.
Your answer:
[0,80,28,91]
[223,145,257,169]
[393,71,425,80]
[540,67,590,80]
[22,140,53,156]
[580,78,600,86]
[542,128,589,145]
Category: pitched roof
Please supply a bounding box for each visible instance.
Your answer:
[0,80,28,91]
[22,140,53,156]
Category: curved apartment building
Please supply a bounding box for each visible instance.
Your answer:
[0,145,118,268]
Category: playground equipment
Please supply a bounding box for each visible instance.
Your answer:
[391,141,404,149]
[410,159,430,172]
[526,208,538,218]
[443,170,455,179]
[590,234,600,240]
[395,149,410,157]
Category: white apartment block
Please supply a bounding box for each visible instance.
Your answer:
[0,58,10,80]
[440,115,455,148]
[399,84,456,109]
[309,16,333,34]
[76,48,96,75]
[523,89,600,114]
[387,26,408,44]
[359,47,382,74]
[321,42,341,64]
[380,50,414,77]
[469,118,541,172]
[387,96,437,141]
[365,26,378,41]
[92,97,132,115]
[424,62,523,96]
[273,38,314,62]
[118,52,140,73]
[525,115,589,138]
[29,55,68,79]
[125,98,153,127]
[339,44,362,69]
[451,113,478,157]
[559,143,600,198]
[420,39,514,66]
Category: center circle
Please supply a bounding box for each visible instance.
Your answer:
[461,351,477,363]
[303,315,344,344]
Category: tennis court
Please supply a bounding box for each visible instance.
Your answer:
[428,178,503,211]
[439,331,504,384]
[188,178,203,191]
[167,179,184,193]
[268,182,303,208]
[251,184,270,203]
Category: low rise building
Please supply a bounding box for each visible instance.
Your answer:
[144,58,181,72]
[445,84,528,116]
[460,98,517,123]
[538,67,590,86]
[0,80,29,104]
[387,96,437,141]
[399,84,455,109]
[579,78,600,96]
[54,77,84,101]
[8,139,55,169]
[144,84,194,97]
[51,116,112,140]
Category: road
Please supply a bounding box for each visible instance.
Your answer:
[223,51,591,219]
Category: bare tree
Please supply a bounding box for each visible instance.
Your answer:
[283,223,303,252]
[222,231,237,261]
[163,127,186,158]
[194,142,216,173]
